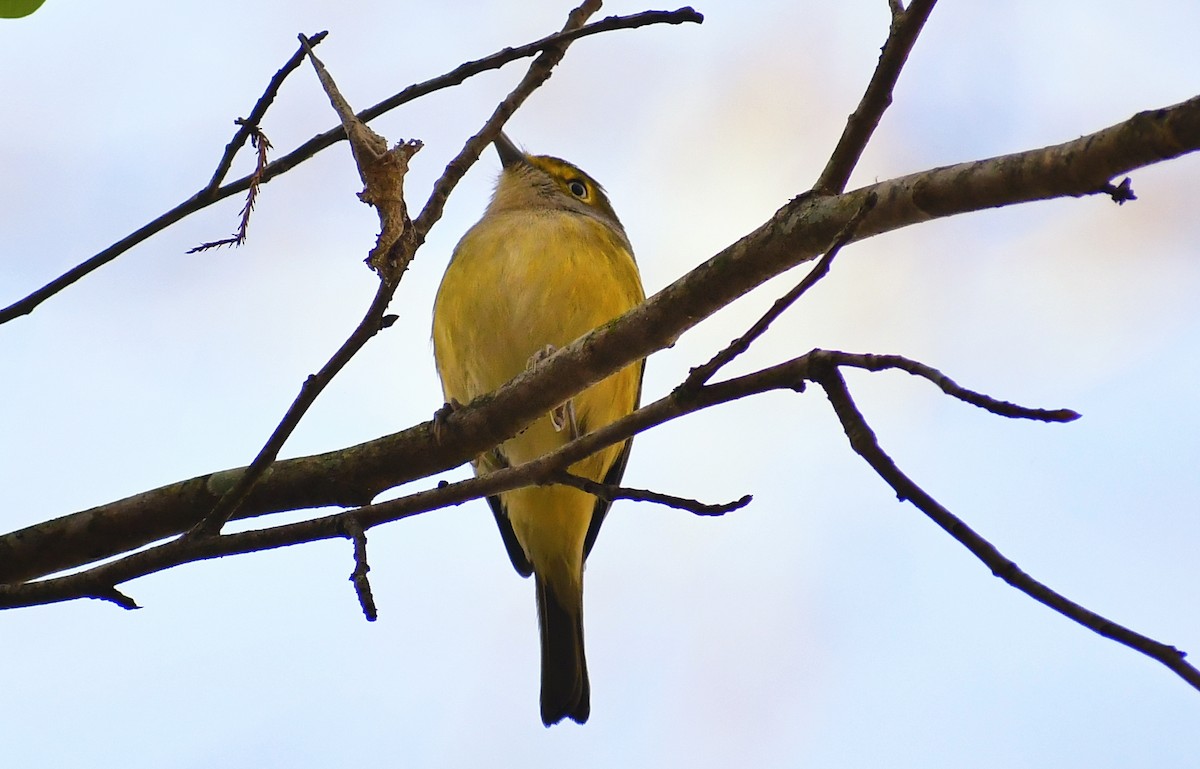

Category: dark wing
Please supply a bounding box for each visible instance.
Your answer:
[488,494,533,577]
[477,447,533,577]
[583,360,644,560]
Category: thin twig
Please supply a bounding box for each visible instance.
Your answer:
[186,281,398,537]
[821,350,1080,422]
[0,33,325,324]
[6,92,1198,584]
[298,33,418,276]
[201,32,327,195]
[552,471,752,516]
[87,586,140,611]
[810,361,1200,693]
[680,191,877,390]
[188,120,274,252]
[0,9,701,325]
[340,515,377,622]
[188,2,603,538]
[814,0,937,194]
[1099,177,1137,204]
[0,348,1075,607]
[187,40,419,537]
[412,0,605,239]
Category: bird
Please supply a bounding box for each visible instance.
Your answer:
[431,132,644,725]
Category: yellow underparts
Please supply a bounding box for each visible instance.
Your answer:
[432,208,643,587]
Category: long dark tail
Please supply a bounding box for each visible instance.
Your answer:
[535,572,589,726]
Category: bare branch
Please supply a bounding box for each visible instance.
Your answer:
[680,191,877,390]
[187,2,607,540]
[0,32,326,323]
[340,515,377,622]
[810,361,1200,693]
[412,0,606,239]
[552,471,752,517]
[0,9,701,326]
[187,39,422,538]
[2,87,1194,582]
[202,32,327,194]
[815,0,938,194]
[88,586,140,611]
[351,7,702,134]
[821,350,1080,422]
[0,346,1075,604]
[187,119,273,252]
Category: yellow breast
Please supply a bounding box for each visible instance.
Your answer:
[433,208,643,448]
[432,206,644,575]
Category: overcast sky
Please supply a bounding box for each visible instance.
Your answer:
[3,2,1199,767]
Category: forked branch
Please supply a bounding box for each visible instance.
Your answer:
[187,2,606,539]
[815,0,938,194]
[0,348,1075,609]
[0,7,702,325]
[1,93,1195,586]
[810,361,1200,693]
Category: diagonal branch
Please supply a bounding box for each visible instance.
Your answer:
[1,95,1196,584]
[2,94,1196,585]
[552,470,752,516]
[814,0,937,194]
[186,38,422,538]
[0,348,1073,606]
[188,119,274,253]
[809,361,1200,693]
[0,33,326,325]
[822,350,1080,422]
[202,32,327,195]
[188,3,604,539]
[680,191,877,390]
[412,0,603,239]
[0,7,702,325]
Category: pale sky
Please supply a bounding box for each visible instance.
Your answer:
[3,2,1199,767]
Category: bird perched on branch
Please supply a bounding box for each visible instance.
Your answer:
[432,132,644,725]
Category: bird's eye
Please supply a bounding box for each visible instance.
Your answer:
[568,180,588,198]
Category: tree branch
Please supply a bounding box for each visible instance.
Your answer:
[0,348,1074,606]
[0,7,703,325]
[187,119,274,253]
[202,32,328,195]
[809,361,1200,693]
[2,95,1195,584]
[552,471,752,516]
[187,1,613,540]
[814,0,937,194]
[186,34,424,538]
[825,351,1080,422]
[680,191,877,390]
[340,515,377,622]
[0,32,326,324]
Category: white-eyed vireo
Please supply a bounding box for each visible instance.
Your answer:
[431,133,644,726]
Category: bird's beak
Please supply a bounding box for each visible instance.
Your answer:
[494,132,525,169]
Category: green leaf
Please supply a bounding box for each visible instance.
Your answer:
[0,0,46,19]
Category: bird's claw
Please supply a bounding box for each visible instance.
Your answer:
[527,344,581,439]
[433,398,463,444]
[550,398,580,440]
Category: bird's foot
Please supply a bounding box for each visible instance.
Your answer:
[527,345,580,440]
[432,398,463,444]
